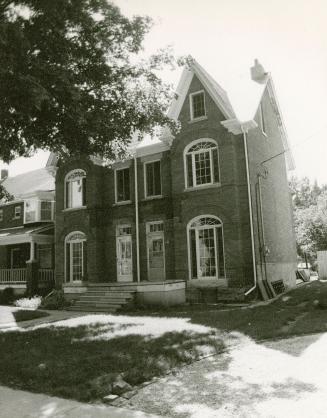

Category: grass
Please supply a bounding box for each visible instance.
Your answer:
[0,326,223,402]
[12,310,49,323]
[125,281,327,340]
[1,281,327,403]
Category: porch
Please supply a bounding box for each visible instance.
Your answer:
[0,225,55,293]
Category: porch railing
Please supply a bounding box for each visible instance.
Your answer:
[0,268,27,283]
[38,269,54,283]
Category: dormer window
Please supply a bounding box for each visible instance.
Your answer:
[14,206,21,219]
[190,91,206,120]
[65,169,86,209]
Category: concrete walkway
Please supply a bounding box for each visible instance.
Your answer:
[120,332,327,417]
[0,385,160,418]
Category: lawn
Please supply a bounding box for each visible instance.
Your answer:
[1,281,327,403]
[0,315,224,402]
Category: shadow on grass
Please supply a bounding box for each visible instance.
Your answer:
[13,310,49,323]
[0,324,224,402]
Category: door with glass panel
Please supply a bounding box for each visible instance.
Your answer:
[147,222,165,281]
[189,216,225,280]
[65,232,86,283]
[116,226,133,282]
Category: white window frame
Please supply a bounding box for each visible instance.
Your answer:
[14,206,21,219]
[144,159,162,199]
[24,199,55,223]
[259,103,267,136]
[184,138,220,189]
[187,215,226,281]
[114,167,131,204]
[189,90,206,121]
[64,169,86,210]
[65,231,86,283]
[0,209,3,222]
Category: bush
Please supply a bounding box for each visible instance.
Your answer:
[0,287,15,305]
[41,290,70,310]
[14,296,42,310]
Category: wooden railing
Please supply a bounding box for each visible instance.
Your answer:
[0,268,27,283]
[38,269,54,283]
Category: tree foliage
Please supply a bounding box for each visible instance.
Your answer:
[0,0,178,163]
[290,176,327,261]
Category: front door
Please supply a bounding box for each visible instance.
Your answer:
[147,222,165,281]
[116,235,133,282]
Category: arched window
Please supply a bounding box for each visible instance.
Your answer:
[65,231,86,282]
[184,139,220,188]
[187,215,225,280]
[65,169,86,209]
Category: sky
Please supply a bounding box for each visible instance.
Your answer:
[2,0,327,184]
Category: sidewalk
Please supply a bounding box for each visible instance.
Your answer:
[0,385,160,418]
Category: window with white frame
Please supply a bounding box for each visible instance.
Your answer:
[65,169,86,209]
[24,199,54,223]
[14,206,21,219]
[0,209,3,222]
[190,91,206,120]
[115,167,131,203]
[259,102,266,135]
[145,160,162,198]
[188,216,225,280]
[65,231,86,282]
[184,139,220,188]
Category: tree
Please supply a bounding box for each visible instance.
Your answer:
[0,182,14,202]
[291,176,327,265]
[0,0,178,164]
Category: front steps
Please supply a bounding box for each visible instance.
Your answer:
[69,284,136,313]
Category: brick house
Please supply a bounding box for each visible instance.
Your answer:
[0,58,297,307]
[0,167,55,294]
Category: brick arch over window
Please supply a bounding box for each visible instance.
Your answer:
[183,139,220,189]
[187,215,225,280]
[65,231,87,283]
[64,169,86,209]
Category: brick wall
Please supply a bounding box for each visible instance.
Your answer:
[0,201,24,229]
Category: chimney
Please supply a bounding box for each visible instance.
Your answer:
[251,59,268,84]
[1,169,8,180]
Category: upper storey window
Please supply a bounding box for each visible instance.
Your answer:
[145,160,162,198]
[115,167,131,203]
[65,169,86,209]
[184,139,220,188]
[190,91,206,120]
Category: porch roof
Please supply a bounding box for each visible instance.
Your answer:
[0,225,54,246]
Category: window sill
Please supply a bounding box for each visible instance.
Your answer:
[62,206,87,213]
[141,195,164,202]
[188,115,208,124]
[113,200,132,207]
[184,183,221,192]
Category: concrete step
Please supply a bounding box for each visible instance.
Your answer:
[78,296,129,303]
[85,291,135,298]
[88,286,137,292]
[74,300,123,307]
[68,306,117,313]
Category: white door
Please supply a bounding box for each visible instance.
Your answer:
[117,235,133,282]
[147,233,165,281]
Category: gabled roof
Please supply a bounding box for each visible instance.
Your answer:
[167,57,236,121]
[1,168,55,198]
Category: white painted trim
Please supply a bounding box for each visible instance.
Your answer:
[259,102,267,136]
[189,90,206,121]
[64,169,86,209]
[134,156,140,283]
[186,215,225,281]
[64,231,86,283]
[183,138,220,189]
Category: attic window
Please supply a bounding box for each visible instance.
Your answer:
[259,103,266,135]
[190,91,206,120]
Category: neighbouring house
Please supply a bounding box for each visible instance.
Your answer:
[0,58,297,308]
[0,167,56,294]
